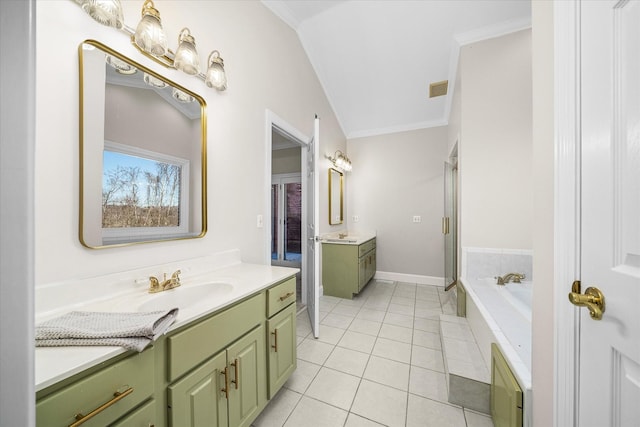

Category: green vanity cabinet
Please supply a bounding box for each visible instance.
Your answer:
[168,325,266,427]
[110,398,156,427]
[266,277,297,398]
[36,275,297,427]
[267,304,296,398]
[36,348,156,427]
[322,237,376,299]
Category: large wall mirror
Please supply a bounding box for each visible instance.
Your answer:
[79,40,207,248]
[328,168,343,225]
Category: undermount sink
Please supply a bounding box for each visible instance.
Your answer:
[137,282,233,312]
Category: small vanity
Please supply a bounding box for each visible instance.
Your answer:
[321,232,377,299]
[35,252,298,427]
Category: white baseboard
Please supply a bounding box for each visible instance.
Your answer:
[374,271,444,286]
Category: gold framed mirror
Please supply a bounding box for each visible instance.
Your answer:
[79,40,207,248]
[328,168,343,225]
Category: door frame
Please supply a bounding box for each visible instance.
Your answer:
[264,110,310,302]
[553,1,581,426]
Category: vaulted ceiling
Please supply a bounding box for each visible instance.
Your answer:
[262,0,531,139]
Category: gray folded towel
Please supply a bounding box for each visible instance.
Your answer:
[35,309,178,352]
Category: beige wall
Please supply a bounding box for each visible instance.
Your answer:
[272,147,302,174]
[459,29,533,251]
[35,1,345,284]
[531,2,554,426]
[347,127,448,280]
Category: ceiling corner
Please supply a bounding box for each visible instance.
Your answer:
[261,0,300,30]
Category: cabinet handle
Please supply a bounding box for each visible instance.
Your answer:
[220,367,229,399]
[279,291,294,301]
[271,329,278,352]
[69,386,133,427]
[230,359,239,390]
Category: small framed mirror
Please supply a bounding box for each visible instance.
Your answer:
[328,168,343,225]
[79,40,207,248]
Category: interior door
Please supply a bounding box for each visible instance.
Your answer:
[577,1,640,425]
[443,161,457,289]
[305,117,320,338]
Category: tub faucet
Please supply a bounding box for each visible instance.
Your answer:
[495,273,525,286]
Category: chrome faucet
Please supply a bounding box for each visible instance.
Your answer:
[149,269,182,293]
[495,273,525,286]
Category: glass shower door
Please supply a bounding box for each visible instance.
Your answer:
[443,161,457,289]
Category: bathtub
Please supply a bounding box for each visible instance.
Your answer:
[461,276,532,427]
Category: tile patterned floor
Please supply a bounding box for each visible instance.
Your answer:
[252,280,495,427]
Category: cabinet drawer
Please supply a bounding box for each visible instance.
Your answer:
[168,293,265,382]
[36,348,154,427]
[358,238,376,257]
[110,399,155,427]
[266,277,296,318]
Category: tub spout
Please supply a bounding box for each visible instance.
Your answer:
[495,273,526,285]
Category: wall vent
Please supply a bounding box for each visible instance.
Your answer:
[429,80,448,98]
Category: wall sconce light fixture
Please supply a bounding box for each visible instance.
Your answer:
[327,150,352,172]
[75,0,228,91]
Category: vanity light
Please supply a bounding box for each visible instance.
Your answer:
[327,150,352,172]
[80,0,124,29]
[173,28,200,75]
[172,87,195,103]
[105,54,137,75]
[74,0,229,91]
[205,51,228,91]
[134,0,168,57]
[143,72,167,88]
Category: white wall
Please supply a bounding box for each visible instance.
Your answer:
[347,127,448,281]
[35,1,345,285]
[459,29,533,251]
[531,3,554,426]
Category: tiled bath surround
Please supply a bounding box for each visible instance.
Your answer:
[462,247,533,281]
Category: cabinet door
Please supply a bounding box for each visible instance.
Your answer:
[267,304,297,398]
[227,325,267,427]
[167,351,228,427]
[358,256,366,291]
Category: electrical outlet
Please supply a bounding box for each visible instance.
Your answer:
[257,214,263,228]
[352,215,360,223]
[413,215,422,223]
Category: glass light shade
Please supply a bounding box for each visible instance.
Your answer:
[173,28,200,75]
[143,72,167,88]
[81,0,124,29]
[172,88,194,103]
[205,51,227,91]
[134,0,167,57]
[105,55,137,74]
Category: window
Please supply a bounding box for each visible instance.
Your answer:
[102,141,189,244]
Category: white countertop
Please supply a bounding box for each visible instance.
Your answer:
[35,262,298,392]
[320,231,376,245]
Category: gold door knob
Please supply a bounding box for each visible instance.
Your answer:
[568,285,605,320]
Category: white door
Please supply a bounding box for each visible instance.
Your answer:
[305,117,320,338]
[577,1,640,425]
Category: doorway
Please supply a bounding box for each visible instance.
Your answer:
[271,130,304,309]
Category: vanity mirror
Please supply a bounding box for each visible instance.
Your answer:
[328,168,343,225]
[79,40,207,248]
